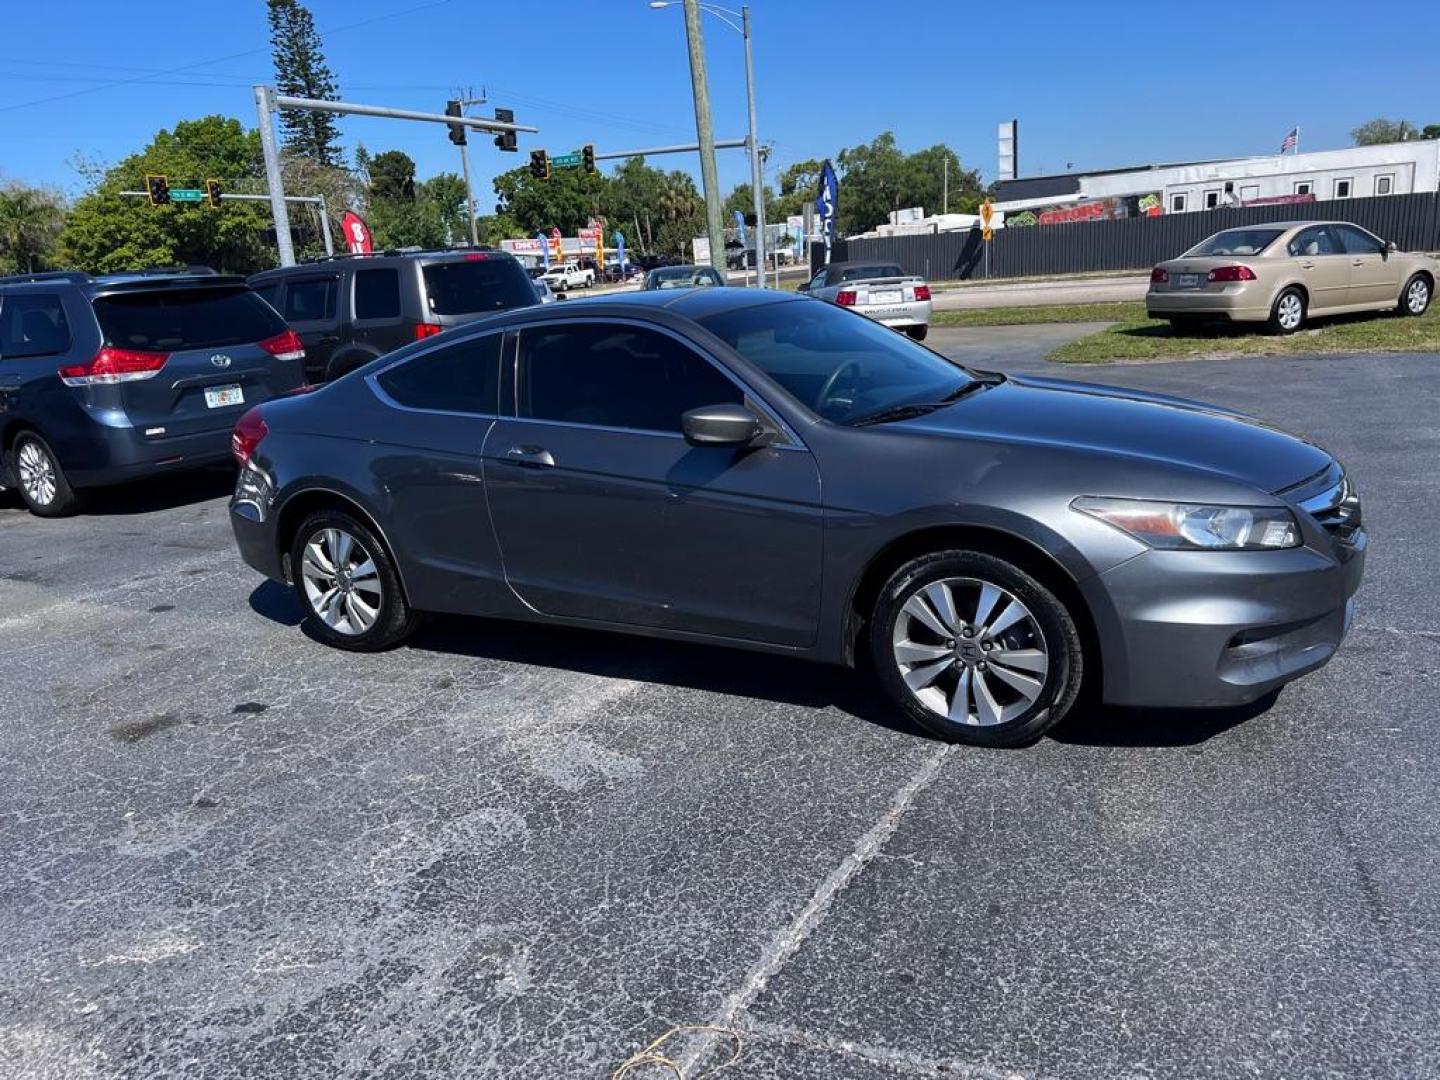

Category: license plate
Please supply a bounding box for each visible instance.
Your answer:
[1174,273,1202,288]
[204,385,244,409]
[871,289,902,304]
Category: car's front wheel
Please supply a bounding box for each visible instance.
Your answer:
[869,550,1083,747]
[290,509,419,651]
[1269,287,1307,334]
[10,432,79,517]
[1400,273,1432,317]
[906,325,929,341]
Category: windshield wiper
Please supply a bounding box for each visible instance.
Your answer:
[851,376,1003,427]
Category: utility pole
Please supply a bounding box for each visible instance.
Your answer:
[682,0,726,276]
[943,155,949,215]
[254,85,295,267]
[452,88,485,248]
[741,5,765,287]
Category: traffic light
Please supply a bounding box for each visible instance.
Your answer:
[205,179,223,207]
[493,108,516,152]
[530,149,550,180]
[581,143,596,174]
[146,174,170,206]
[445,99,466,146]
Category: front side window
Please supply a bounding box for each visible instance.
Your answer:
[283,277,337,323]
[354,268,401,320]
[0,293,71,359]
[1336,225,1383,255]
[1288,226,1341,257]
[251,281,282,311]
[807,270,827,290]
[518,323,742,433]
[700,299,974,426]
[376,333,500,414]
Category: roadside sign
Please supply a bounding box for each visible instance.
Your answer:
[551,152,582,169]
[982,227,994,242]
[170,188,205,202]
[980,199,994,229]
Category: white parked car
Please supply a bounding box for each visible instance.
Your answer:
[540,261,595,292]
[800,261,933,340]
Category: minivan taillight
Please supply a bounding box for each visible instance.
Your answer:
[913,284,932,301]
[259,328,305,361]
[58,346,169,387]
[1150,268,1169,284]
[1207,265,1257,282]
[231,407,269,465]
[415,323,443,340]
[835,290,857,307]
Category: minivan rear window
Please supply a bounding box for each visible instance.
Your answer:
[422,258,537,315]
[93,287,286,351]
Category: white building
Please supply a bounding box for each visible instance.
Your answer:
[849,207,985,239]
[993,139,1440,221]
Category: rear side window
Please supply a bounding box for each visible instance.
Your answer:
[93,288,284,350]
[376,333,500,414]
[0,293,71,359]
[284,277,338,322]
[422,258,536,315]
[518,323,741,433]
[251,281,282,311]
[354,268,401,320]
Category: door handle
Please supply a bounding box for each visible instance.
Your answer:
[1300,261,1316,270]
[1351,259,1364,267]
[318,334,340,344]
[504,445,555,468]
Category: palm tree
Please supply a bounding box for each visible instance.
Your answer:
[0,184,65,274]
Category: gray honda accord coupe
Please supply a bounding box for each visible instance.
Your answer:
[229,288,1364,747]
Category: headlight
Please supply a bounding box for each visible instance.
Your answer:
[1072,496,1301,550]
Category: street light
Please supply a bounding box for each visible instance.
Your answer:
[651,1,767,287]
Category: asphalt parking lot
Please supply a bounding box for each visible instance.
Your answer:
[2,325,1437,1080]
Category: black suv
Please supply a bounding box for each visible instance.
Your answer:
[249,250,539,384]
[0,269,306,516]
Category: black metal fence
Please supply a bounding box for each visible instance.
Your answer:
[815,192,1440,281]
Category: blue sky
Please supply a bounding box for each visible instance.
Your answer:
[2,0,1437,208]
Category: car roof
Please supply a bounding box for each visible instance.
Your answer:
[0,269,247,296]
[251,249,519,280]
[475,285,802,327]
[649,264,717,273]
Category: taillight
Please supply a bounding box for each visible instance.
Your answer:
[415,323,443,340]
[913,284,932,301]
[1207,265,1257,282]
[231,407,269,465]
[58,346,169,387]
[835,290,857,307]
[1150,268,1169,284]
[259,328,305,362]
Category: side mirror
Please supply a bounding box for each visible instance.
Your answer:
[681,403,763,447]
[556,292,569,301]
[1386,240,1398,254]
[797,282,810,293]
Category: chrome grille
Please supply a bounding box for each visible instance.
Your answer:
[1292,467,1362,541]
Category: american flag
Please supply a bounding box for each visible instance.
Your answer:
[1280,127,1299,154]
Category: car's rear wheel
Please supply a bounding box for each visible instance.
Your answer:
[291,509,418,651]
[869,550,1083,747]
[1400,274,1431,317]
[1269,287,1307,334]
[11,432,79,517]
[905,325,929,342]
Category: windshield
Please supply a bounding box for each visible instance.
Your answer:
[423,258,536,315]
[837,264,904,282]
[93,287,285,350]
[699,299,973,424]
[1185,229,1284,257]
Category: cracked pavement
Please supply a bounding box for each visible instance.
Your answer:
[2,331,1437,1079]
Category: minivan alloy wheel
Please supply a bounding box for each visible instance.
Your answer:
[300,527,383,635]
[16,441,57,507]
[891,576,1049,726]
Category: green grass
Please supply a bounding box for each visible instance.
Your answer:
[931,302,1146,327]
[1048,304,1440,364]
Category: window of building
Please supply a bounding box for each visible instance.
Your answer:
[1170,193,1187,213]
[1240,184,1260,202]
[283,277,338,323]
[1332,178,1352,200]
[518,323,742,434]
[1293,181,1313,196]
[1204,190,1221,209]
[1375,174,1394,196]
[0,294,71,359]
[354,268,401,320]
[376,332,501,415]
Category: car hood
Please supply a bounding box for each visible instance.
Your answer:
[897,375,1330,493]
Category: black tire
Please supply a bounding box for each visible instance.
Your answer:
[1268,286,1307,335]
[1399,273,1432,317]
[290,509,419,651]
[906,325,929,342]
[869,550,1083,748]
[10,431,80,517]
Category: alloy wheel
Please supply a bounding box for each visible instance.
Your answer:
[16,441,57,507]
[300,527,383,635]
[1277,293,1304,330]
[891,576,1049,727]
[1408,278,1430,314]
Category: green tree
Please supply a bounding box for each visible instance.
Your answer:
[368,150,417,201]
[1350,118,1420,146]
[902,144,984,216]
[59,116,275,274]
[772,158,823,220]
[0,182,66,274]
[420,172,469,245]
[833,133,983,234]
[1423,124,1440,141]
[267,0,345,167]
[723,182,775,224]
[475,212,521,247]
[494,162,608,236]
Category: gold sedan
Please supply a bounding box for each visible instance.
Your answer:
[1146,221,1437,333]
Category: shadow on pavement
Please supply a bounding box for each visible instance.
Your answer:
[1048,691,1279,747]
[81,466,236,516]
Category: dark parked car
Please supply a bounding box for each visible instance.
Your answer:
[0,269,306,516]
[229,289,1364,747]
[249,250,537,384]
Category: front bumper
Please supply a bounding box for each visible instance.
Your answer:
[1091,528,1366,708]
